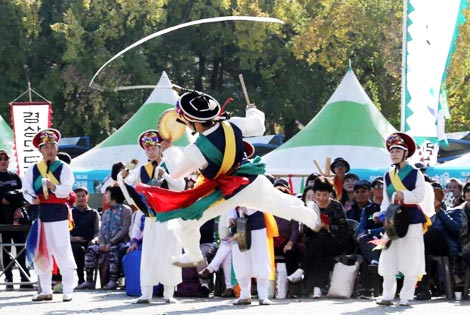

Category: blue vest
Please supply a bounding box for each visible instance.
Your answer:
[195,122,246,179]
[32,161,68,222]
[384,167,426,225]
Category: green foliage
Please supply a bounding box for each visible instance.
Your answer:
[0,0,468,148]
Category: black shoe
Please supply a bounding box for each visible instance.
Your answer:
[6,284,14,291]
[200,285,210,297]
[20,284,35,290]
[357,289,373,299]
[367,263,379,275]
[416,291,431,300]
[376,299,393,306]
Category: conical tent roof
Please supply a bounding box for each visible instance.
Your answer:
[262,68,397,176]
[72,72,191,190]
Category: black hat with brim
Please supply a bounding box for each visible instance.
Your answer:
[178,91,221,122]
[330,157,351,174]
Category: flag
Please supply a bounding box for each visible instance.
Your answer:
[26,219,51,272]
[402,0,467,152]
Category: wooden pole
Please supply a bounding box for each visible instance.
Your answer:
[313,160,325,176]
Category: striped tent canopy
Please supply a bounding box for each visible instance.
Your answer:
[72,71,192,191]
[262,67,397,178]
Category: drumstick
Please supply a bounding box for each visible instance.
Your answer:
[239,74,251,105]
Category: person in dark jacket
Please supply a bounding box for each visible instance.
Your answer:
[287,176,348,298]
[356,178,385,297]
[70,187,100,286]
[416,182,465,300]
[347,180,372,223]
[0,149,31,289]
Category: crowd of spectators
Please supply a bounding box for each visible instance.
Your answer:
[2,150,470,303]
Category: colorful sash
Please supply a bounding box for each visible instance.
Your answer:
[143,162,156,184]
[388,167,432,233]
[136,122,265,222]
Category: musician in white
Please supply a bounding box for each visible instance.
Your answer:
[121,130,185,304]
[230,206,273,305]
[376,132,434,307]
[22,129,76,302]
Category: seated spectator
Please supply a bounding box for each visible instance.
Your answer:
[339,173,359,212]
[272,180,301,299]
[70,187,100,286]
[444,178,465,208]
[302,185,315,204]
[196,218,218,297]
[287,176,348,299]
[370,177,384,205]
[198,209,235,298]
[416,182,464,300]
[305,173,320,188]
[76,185,132,290]
[347,179,372,223]
[355,178,385,297]
[330,157,350,201]
[451,182,470,289]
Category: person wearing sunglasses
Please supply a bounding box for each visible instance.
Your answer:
[0,149,32,290]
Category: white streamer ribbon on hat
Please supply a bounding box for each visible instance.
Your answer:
[89,16,285,87]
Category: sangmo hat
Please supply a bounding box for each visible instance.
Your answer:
[386,132,416,158]
[32,128,61,149]
[138,130,162,149]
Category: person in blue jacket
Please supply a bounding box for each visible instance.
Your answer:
[416,182,464,300]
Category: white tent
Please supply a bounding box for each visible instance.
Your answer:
[72,72,191,191]
[427,151,470,185]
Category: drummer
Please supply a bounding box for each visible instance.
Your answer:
[136,91,320,270]
[375,132,431,307]
[230,206,273,305]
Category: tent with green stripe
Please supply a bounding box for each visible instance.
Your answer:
[72,72,192,191]
[262,67,397,177]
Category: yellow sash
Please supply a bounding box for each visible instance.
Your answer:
[37,160,60,184]
[215,121,236,179]
[38,160,60,200]
[37,160,74,230]
[389,170,432,233]
[144,162,154,179]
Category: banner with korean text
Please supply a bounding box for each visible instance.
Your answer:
[10,102,52,174]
